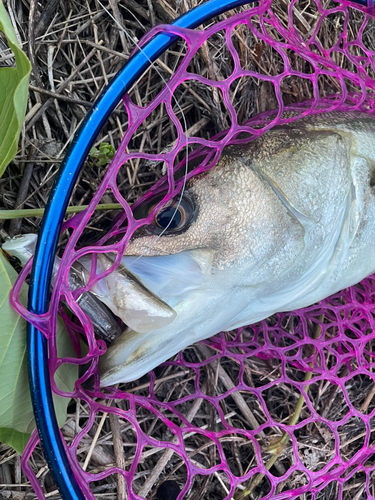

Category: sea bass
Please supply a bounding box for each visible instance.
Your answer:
[98,112,375,385]
[8,112,374,385]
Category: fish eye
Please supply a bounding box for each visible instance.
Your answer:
[133,193,197,235]
[152,195,196,234]
[155,206,183,229]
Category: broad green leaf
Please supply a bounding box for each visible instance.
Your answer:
[0,428,30,454]
[0,1,31,177]
[0,250,78,450]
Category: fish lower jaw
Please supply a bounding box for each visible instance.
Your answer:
[99,299,206,386]
[99,327,187,386]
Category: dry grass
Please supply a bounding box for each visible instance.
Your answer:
[1,0,375,499]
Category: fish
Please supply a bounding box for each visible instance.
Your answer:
[98,111,375,386]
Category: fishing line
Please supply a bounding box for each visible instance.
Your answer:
[96,0,191,257]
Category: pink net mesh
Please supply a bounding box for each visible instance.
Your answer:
[10,0,375,498]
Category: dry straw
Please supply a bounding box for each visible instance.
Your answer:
[9,0,375,498]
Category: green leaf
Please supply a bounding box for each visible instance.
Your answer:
[0,251,78,451]
[0,1,31,177]
[0,428,30,454]
[89,146,98,158]
[89,142,115,166]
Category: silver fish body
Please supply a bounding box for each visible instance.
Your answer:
[76,113,375,384]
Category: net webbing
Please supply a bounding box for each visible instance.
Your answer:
[10,0,375,498]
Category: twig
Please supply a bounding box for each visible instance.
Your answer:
[34,0,60,36]
[109,413,127,500]
[0,203,123,220]
[83,412,108,470]
[121,0,150,23]
[359,379,375,413]
[64,420,114,466]
[108,0,129,52]
[8,144,37,237]
[83,39,128,60]
[25,45,102,131]
[28,0,42,88]
[48,45,70,139]
[29,85,92,107]
[146,0,156,26]
[234,369,315,500]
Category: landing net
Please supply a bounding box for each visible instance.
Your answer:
[10,0,375,498]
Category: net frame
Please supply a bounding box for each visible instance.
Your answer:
[9,0,375,498]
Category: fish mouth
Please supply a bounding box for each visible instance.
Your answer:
[93,249,213,386]
[77,252,182,335]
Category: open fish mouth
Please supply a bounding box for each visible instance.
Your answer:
[97,248,213,386]
[77,248,208,335]
[77,253,179,334]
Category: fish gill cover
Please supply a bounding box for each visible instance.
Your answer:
[8,0,375,498]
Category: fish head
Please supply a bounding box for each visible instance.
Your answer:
[99,143,307,386]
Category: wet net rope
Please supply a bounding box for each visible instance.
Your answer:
[9,0,375,498]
